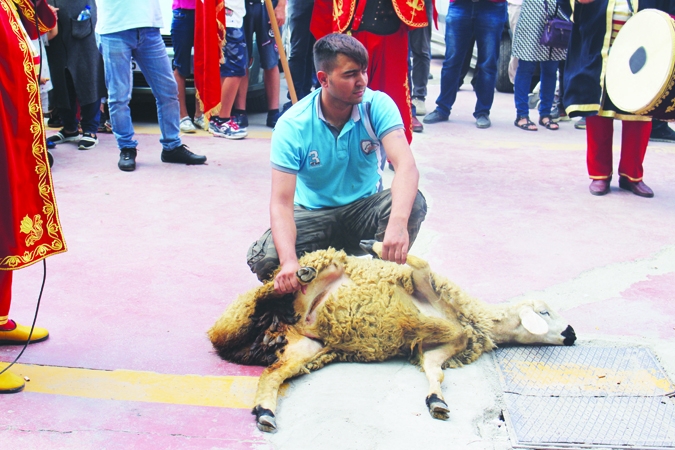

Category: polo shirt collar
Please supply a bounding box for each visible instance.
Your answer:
[315,92,362,125]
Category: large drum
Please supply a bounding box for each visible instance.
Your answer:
[606,9,675,121]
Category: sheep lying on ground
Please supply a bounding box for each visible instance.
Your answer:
[209,241,576,432]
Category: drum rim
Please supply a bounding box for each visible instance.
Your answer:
[632,10,675,115]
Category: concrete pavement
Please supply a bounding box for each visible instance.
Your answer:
[2,63,675,449]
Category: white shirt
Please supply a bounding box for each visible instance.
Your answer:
[96,0,164,35]
[226,0,246,29]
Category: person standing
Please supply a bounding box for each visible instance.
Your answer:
[1,0,66,393]
[97,0,207,172]
[171,0,205,133]
[512,0,568,131]
[310,0,430,144]
[423,0,507,129]
[207,0,250,139]
[46,0,107,150]
[284,0,317,107]
[232,0,286,129]
[409,0,436,118]
[560,0,675,197]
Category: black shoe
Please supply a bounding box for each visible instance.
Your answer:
[266,109,280,128]
[649,120,675,143]
[161,144,206,165]
[47,151,54,168]
[118,148,137,172]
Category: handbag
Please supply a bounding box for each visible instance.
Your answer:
[539,0,572,49]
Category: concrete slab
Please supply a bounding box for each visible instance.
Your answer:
[2,59,675,448]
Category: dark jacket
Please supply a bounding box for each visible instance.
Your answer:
[46,0,106,109]
[559,0,675,118]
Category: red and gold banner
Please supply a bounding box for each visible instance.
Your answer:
[194,0,227,119]
[0,0,66,271]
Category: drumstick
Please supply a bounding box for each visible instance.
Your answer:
[264,0,298,104]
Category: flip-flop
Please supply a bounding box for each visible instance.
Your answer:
[514,116,538,131]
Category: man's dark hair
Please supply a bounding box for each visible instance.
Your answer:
[313,33,369,75]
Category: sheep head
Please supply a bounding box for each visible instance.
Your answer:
[492,299,576,346]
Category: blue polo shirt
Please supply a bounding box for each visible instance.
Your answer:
[271,88,404,210]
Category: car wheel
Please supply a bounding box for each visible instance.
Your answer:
[495,33,514,94]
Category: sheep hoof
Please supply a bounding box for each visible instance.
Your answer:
[296,267,317,283]
[426,394,450,421]
[253,406,277,432]
[359,240,382,259]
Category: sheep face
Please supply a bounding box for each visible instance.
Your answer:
[513,300,576,346]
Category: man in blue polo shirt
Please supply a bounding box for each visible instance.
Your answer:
[247,33,427,294]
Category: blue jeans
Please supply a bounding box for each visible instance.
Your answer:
[514,60,558,118]
[435,0,506,118]
[171,8,195,78]
[99,28,181,151]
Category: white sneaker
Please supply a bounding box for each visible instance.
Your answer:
[193,116,206,130]
[211,118,247,140]
[412,98,426,116]
[179,116,197,133]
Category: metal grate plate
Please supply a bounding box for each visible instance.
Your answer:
[495,346,675,397]
[494,345,675,449]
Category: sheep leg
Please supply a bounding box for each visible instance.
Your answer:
[253,333,325,432]
[420,343,464,420]
[360,240,442,309]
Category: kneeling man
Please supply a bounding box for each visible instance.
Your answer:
[247,33,427,294]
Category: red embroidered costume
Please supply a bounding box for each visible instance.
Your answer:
[0,0,65,392]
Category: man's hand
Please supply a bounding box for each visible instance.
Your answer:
[273,1,286,27]
[381,219,409,265]
[274,259,301,294]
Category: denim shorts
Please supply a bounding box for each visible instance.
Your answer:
[243,1,280,70]
[221,27,248,77]
[171,8,195,78]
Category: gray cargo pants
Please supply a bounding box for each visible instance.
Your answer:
[247,189,428,282]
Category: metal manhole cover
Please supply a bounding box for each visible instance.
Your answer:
[494,345,675,449]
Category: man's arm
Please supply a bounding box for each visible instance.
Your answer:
[380,128,420,264]
[270,169,301,294]
[273,0,287,27]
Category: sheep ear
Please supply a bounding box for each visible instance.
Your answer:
[519,307,549,335]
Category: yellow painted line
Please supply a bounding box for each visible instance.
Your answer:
[505,362,674,394]
[11,363,260,409]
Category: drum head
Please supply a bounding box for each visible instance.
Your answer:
[606,9,675,114]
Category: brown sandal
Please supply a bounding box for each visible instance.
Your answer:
[539,116,559,130]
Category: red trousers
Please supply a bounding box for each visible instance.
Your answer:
[586,115,652,181]
[352,25,413,144]
[0,271,11,326]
